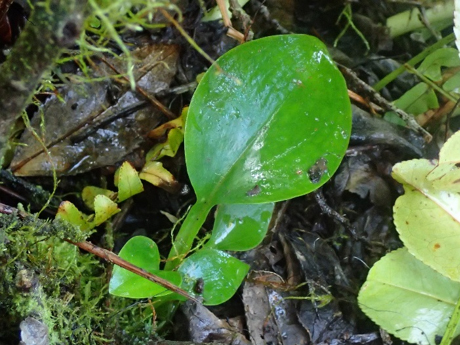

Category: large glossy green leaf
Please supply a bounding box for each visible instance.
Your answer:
[167,34,351,270]
[185,34,351,206]
[178,248,249,306]
[206,203,274,251]
[109,236,182,298]
[393,159,460,281]
[359,248,460,345]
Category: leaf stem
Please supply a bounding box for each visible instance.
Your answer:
[440,291,460,345]
[404,64,458,103]
[165,201,213,270]
[373,33,455,91]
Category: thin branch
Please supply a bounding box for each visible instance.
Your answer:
[0,202,199,303]
[0,0,87,161]
[339,65,432,142]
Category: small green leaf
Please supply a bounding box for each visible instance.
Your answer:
[56,201,92,231]
[178,248,249,305]
[110,269,182,299]
[109,236,182,298]
[359,248,460,345]
[383,112,406,127]
[393,159,460,281]
[119,236,160,269]
[393,82,439,115]
[417,48,460,81]
[92,195,120,226]
[115,162,144,202]
[82,186,116,210]
[185,34,351,206]
[442,72,460,92]
[206,203,274,251]
[87,15,101,28]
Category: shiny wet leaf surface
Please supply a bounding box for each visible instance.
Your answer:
[185,34,351,206]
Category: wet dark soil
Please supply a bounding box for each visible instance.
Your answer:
[0,0,455,344]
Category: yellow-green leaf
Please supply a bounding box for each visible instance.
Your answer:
[92,195,120,226]
[115,162,144,202]
[359,248,460,345]
[82,186,116,211]
[146,128,184,162]
[393,159,460,281]
[56,201,92,231]
[147,108,186,139]
[139,161,178,190]
[427,130,460,191]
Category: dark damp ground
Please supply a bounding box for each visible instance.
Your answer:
[0,0,455,344]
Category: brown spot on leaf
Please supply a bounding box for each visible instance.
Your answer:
[246,185,261,197]
[308,157,328,183]
[194,278,204,294]
[433,243,441,250]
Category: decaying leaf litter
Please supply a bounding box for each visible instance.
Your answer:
[0,0,458,344]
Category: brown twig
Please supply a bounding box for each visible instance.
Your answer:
[216,0,245,42]
[339,64,433,142]
[66,239,199,302]
[100,56,176,120]
[0,202,199,303]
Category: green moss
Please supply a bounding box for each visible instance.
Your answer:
[0,214,107,343]
[0,213,165,343]
[1,0,181,342]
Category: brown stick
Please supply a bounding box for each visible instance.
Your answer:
[100,56,177,120]
[0,202,199,303]
[339,64,433,142]
[66,239,198,302]
[216,0,245,43]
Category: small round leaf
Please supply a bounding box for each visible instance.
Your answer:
[178,248,249,305]
[206,203,274,251]
[109,236,182,298]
